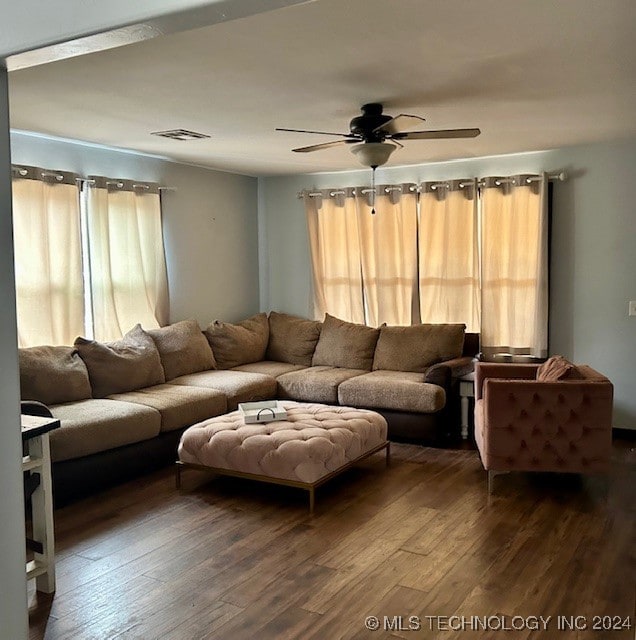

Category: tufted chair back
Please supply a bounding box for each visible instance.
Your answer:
[473,362,613,484]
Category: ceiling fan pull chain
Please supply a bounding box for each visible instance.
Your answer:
[371,167,376,214]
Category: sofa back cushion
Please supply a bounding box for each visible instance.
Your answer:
[75,324,165,397]
[312,314,380,371]
[372,323,466,373]
[19,346,93,405]
[536,355,581,382]
[204,313,269,369]
[148,319,216,380]
[266,311,322,366]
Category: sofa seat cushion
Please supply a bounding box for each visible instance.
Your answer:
[169,370,277,411]
[49,399,161,462]
[338,370,446,414]
[108,383,227,432]
[232,361,308,378]
[178,400,387,484]
[277,366,367,404]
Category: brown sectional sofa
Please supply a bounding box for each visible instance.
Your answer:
[19,312,477,504]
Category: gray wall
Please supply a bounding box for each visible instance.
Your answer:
[10,132,259,327]
[258,138,636,429]
[0,68,28,640]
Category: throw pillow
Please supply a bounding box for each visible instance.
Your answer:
[266,311,322,366]
[19,346,93,405]
[536,355,581,381]
[75,324,165,397]
[148,319,216,380]
[312,313,380,370]
[373,324,466,373]
[204,313,269,369]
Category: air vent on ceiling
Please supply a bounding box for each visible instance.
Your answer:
[151,129,210,141]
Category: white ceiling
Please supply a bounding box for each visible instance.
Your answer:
[8,0,636,176]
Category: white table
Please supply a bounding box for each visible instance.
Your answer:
[459,372,475,440]
[22,414,59,594]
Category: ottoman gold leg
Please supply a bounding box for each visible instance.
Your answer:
[309,487,315,514]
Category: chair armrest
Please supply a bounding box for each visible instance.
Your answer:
[480,378,613,473]
[475,362,539,400]
[482,378,614,436]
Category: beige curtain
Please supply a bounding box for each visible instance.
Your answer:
[480,174,548,358]
[419,179,480,332]
[356,185,418,326]
[305,189,365,323]
[12,167,84,346]
[87,178,169,341]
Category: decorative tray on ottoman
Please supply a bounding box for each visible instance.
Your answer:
[238,400,287,424]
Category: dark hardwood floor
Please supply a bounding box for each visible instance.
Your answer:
[28,439,635,640]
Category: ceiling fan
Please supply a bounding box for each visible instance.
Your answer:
[277,103,480,169]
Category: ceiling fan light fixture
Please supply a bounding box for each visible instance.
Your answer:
[350,142,396,168]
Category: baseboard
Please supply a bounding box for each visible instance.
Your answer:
[613,427,636,440]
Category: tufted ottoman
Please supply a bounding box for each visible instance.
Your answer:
[176,400,389,511]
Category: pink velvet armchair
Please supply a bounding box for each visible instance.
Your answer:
[473,362,613,492]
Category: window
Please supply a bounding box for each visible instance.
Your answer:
[304,173,549,357]
[305,189,365,324]
[419,179,480,332]
[479,175,548,358]
[357,185,418,327]
[305,185,418,326]
[85,177,169,341]
[12,166,169,346]
[12,167,84,346]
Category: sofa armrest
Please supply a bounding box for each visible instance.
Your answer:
[427,356,475,380]
[474,362,539,400]
[425,356,475,396]
[423,363,451,390]
[20,400,54,418]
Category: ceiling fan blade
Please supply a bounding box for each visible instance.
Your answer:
[392,128,481,140]
[373,114,426,135]
[292,139,351,153]
[276,127,356,139]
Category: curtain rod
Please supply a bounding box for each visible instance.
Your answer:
[11,165,175,191]
[297,171,567,198]
[76,178,176,192]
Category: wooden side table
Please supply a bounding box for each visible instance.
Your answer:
[22,414,60,594]
[459,372,475,440]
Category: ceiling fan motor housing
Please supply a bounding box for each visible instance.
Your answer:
[349,103,392,142]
